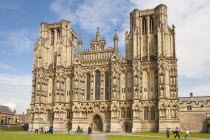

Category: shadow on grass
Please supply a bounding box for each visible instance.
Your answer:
[133,132,210,139]
[0,133,91,140]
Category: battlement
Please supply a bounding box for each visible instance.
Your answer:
[179,96,210,105]
[40,19,76,38]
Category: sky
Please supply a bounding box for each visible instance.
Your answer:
[0,0,210,114]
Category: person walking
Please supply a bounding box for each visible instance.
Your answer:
[45,126,49,134]
[34,126,39,134]
[166,127,170,138]
[90,127,92,134]
[77,125,80,134]
[68,128,71,134]
[88,127,92,135]
[174,127,180,139]
[40,127,44,134]
[185,128,190,139]
[49,126,53,134]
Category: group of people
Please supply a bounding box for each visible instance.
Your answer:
[68,125,92,135]
[34,126,53,134]
[74,125,92,134]
[166,127,190,139]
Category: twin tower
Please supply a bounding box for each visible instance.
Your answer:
[29,4,179,132]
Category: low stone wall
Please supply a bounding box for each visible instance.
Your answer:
[179,112,207,132]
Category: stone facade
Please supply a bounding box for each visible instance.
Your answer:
[0,105,16,124]
[29,4,180,132]
[179,93,210,133]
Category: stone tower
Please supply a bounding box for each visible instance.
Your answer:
[30,19,76,131]
[29,4,180,132]
[127,4,179,132]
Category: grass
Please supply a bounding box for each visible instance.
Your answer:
[0,134,90,140]
[133,132,210,139]
[107,135,176,140]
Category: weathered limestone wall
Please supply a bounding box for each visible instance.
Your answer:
[179,112,207,132]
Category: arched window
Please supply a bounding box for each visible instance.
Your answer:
[105,71,110,100]
[95,70,101,100]
[121,107,125,118]
[151,107,156,120]
[86,73,91,100]
[142,18,147,34]
[144,107,149,120]
[127,107,132,119]
[150,17,154,32]
[51,30,54,45]
[48,111,54,121]
[67,110,71,119]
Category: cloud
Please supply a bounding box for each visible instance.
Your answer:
[192,83,210,96]
[0,29,38,55]
[0,73,32,114]
[0,62,16,71]
[4,102,16,112]
[50,0,132,51]
[0,0,20,10]
[50,0,130,33]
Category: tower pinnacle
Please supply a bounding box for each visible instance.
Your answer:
[96,27,100,41]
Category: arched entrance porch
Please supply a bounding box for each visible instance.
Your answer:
[92,115,103,132]
[122,121,132,132]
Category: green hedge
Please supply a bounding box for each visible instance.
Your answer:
[0,126,28,131]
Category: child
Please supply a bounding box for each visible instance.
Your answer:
[185,128,190,139]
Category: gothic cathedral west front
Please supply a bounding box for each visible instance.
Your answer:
[29,4,180,132]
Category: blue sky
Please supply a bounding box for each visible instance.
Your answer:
[0,0,210,114]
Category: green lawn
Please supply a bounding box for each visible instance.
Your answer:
[133,132,210,139]
[107,135,176,140]
[0,134,90,140]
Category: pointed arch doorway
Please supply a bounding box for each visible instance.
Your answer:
[92,115,103,132]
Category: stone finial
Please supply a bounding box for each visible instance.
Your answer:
[190,92,193,97]
[113,30,118,40]
[78,34,82,45]
[96,27,100,41]
[172,24,175,29]
[78,34,82,54]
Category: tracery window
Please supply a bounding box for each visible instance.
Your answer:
[86,73,91,100]
[47,111,54,121]
[151,109,155,120]
[127,107,132,119]
[121,108,125,118]
[150,17,154,32]
[95,70,101,100]
[67,110,71,119]
[105,71,110,100]
[142,18,147,34]
[144,107,149,120]
[51,30,54,45]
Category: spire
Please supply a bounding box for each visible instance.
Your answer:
[78,34,82,45]
[114,30,118,52]
[78,34,82,55]
[113,30,118,40]
[96,27,100,41]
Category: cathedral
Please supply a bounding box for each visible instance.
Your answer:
[29,4,180,132]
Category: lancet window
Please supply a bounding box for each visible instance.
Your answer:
[142,18,147,34]
[86,73,91,100]
[105,71,110,100]
[149,17,154,32]
[95,70,101,100]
